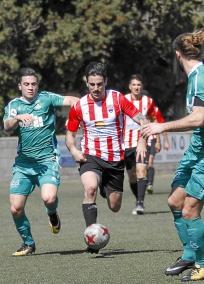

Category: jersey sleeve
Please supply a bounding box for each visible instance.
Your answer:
[195,73,204,102]
[119,93,140,117]
[147,100,157,121]
[47,91,65,106]
[155,107,165,123]
[3,101,18,121]
[66,103,81,132]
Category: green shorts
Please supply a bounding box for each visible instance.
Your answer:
[172,149,204,201]
[10,160,60,195]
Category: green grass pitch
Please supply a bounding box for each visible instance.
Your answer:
[0,173,193,283]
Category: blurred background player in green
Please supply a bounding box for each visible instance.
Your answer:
[3,67,78,256]
[142,30,204,281]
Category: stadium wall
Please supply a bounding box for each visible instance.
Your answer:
[0,132,192,182]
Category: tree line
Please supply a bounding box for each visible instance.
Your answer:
[0,0,203,135]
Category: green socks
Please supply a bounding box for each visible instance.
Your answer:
[185,217,204,267]
[13,213,34,246]
[173,210,195,261]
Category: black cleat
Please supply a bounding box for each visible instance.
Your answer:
[165,257,195,276]
[136,202,144,215]
[48,212,61,234]
[12,243,36,256]
[86,247,99,254]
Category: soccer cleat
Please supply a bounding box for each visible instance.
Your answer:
[86,247,99,254]
[132,207,137,215]
[12,243,36,256]
[136,202,144,215]
[165,257,195,276]
[181,264,204,282]
[147,184,153,194]
[48,212,61,234]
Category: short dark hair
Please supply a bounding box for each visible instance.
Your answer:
[129,74,143,84]
[85,62,107,80]
[19,67,39,83]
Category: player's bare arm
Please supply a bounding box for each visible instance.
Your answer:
[63,96,79,106]
[142,106,204,137]
[66,131,87,163]
[4,114,33,131]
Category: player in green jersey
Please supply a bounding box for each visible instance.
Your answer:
[142,30,204,281]
[3,67,78,256]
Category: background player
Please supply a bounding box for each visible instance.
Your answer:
[147,106,170,194]
[3,67,78,256]
[123,74,162,214]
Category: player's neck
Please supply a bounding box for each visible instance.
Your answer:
[183,59,202,76]
[131,93,142,100]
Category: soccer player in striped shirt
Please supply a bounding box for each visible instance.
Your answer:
[3,68,78,256]
[66,62,147,253]
[123,74,162,214]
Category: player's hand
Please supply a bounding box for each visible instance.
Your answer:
[142,122,164,137]
[15,114,33,126]
[155,142,161,153]
[136,137,147,163]
[72,149,87,163]
[163,140,170,151]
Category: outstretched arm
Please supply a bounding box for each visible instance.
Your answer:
[63,96,79,106]
[142,106,204,136]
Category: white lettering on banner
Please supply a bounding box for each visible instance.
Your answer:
[154,132,192,163]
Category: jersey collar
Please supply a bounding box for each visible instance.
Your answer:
[188,61,203,78]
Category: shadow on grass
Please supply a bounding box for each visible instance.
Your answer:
[34,248,181,258]
[143,210,170,215]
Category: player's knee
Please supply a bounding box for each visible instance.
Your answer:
[85,186,97,199]
[182,207,193,219]
[43,195,57,205]
[10,205,23,217]
[109,203,121,212]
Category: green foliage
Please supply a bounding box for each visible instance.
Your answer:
[0,0,203,134]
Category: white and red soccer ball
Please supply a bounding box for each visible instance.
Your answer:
[84,223,110,250]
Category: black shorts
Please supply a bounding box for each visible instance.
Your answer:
[124,147,148,170]
[147,138,157,156]
[79,155,124,194]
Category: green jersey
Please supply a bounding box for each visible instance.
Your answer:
[186,62,204,153]
[4,91,64,164]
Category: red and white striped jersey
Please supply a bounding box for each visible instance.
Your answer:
[67,90,140,161]
[155,106,165,123]
[123,94,158,148]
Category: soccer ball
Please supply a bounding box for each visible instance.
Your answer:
[84,223,110,250]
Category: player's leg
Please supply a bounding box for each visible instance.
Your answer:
[101,160,124,213]
[124,148,138,202]
[147,154,154,194]
[80,171,100,226]
[41,184,61,234]
[79,155,102,227]
[38,160,61,234]
[147,139,156,194]
[165,156,196,276]
[135,162,147,214]
[181,164,204,282]
[10,171,36,256]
